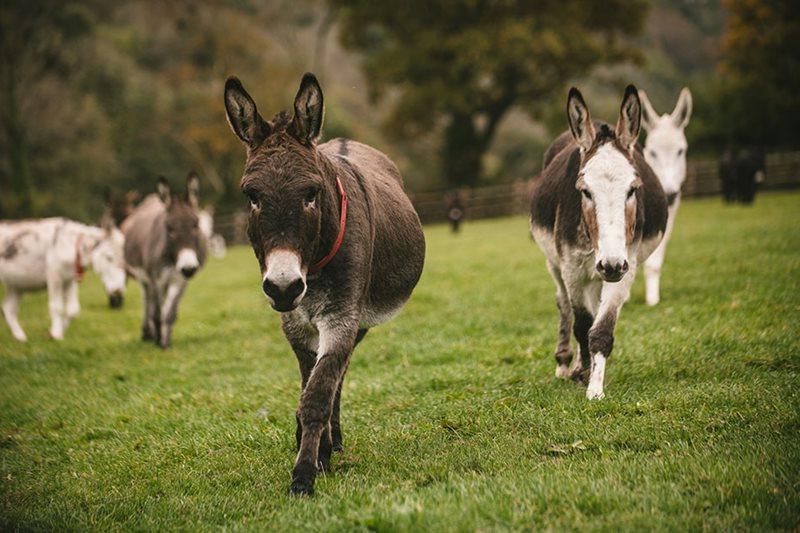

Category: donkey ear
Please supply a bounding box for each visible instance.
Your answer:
[186,171,200,209]
[567,87,595,152]
[224,77,270,149]
[156,176,171,206]
[616,84,642,151]
[671,87,692,129]
[638,89,659,132]
[290,73,324,145]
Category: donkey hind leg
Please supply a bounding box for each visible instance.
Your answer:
[2,288,27,342]
[331,328,367,452]
[586,271,635,400]
[291,319,358,496]
[546,263,573,378]
[158,276,187,349]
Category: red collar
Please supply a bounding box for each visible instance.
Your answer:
[75,234,85,282]
[309,176,347,274]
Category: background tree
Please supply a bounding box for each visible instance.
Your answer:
[331,0,648,187]
[716,0,800,148]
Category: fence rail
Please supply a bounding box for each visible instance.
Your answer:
[213,151,800,244]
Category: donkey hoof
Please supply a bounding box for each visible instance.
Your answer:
[332,441,344,452]
[289,479,315,496]
[586,387,605,400]
[555,365,570,379]
[332,429,343,452]
[570,368,589,386]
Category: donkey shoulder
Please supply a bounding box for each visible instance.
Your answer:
[531,133,582,236]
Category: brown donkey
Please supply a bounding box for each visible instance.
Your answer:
[224,73,425,495]
[531,85,667,400]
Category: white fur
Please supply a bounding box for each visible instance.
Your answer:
[0,218,126,341]
[586,353,606,400]
[263,249,307,307]
[581,144,638,268]
[175,248,200,272]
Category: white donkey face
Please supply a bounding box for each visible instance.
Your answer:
[640,88,692,197]
[91,227,127,303]
[568,85,643,283]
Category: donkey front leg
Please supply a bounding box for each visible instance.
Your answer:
[644,203,677,306]
[331,328,367,451]
[139,281,159,342]
[65,280,80,325]
[2,288,27,342]
[586,272,635,400]
[158,276,187,349]
[47,277,69,340]
[291,320,357,496]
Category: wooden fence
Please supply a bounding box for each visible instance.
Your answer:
[213,151,800,244]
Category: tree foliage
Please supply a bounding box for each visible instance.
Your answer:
[715,0,800,148]
[332,0,648,186]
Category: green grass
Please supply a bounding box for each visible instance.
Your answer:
[1,191,799,531]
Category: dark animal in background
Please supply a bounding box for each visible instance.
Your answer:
[530,85,667,399]
[720,148,766,204]
[445,191,465,233]
[225,73,425,495]
[121,173,207,348]
[102,189,140,228]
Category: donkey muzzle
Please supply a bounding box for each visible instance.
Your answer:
[108,291,124,309]
[596,258,629,282]
[262,277,306,312]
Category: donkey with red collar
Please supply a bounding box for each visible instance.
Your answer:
[225,73,425,495]
[0,217,126,341]
[530,85,667,399]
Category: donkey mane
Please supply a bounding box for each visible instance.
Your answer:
[584,123,633,162]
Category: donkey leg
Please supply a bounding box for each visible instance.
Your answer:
[47,277,67,340]
[586,272,635,400]
[2,288,27,342]
[546,263,573,378]
[331,328,367,452]
[291,319,357,496]
[645,204,676,306]
[65,280,80,323]
[158,277,186,349]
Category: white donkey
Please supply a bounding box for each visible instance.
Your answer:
[0,218,126,341]
[638,88,692,306]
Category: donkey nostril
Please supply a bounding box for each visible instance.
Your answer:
[596,261,604,273]
[181,267,197,278]
[621,260,629,273]
[262,278,280,299]
[285,279,306,301]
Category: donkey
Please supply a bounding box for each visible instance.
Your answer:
[638,88,692,305]
[122,173,207,349]
[0,217,126,341]
[224,73,425,495]
[530,85,667,400]
[102,189,140,228]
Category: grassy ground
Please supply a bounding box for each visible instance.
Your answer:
[1,191,799,531]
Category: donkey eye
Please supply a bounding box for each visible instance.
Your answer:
[649,150,658,159]
[246,193,259,209]
[677,148,685,157]
[303,188,318,207]
[581,189,593,201]
[627,187,637,199]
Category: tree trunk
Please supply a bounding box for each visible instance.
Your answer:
[442,113,484,188]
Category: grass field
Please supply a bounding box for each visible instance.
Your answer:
[1,191,799,530]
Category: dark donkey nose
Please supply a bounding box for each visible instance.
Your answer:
[181,266,198,279]
[262,277,306,311]
[108,291,124,309]
[596,258,629,281]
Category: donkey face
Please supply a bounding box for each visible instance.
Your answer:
[225,74,327,312]
[568,86,643,282]
[639,88,692,201]
[91,222,127,308]
[156,173,206,279]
